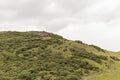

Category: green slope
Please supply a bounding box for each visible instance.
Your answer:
[0,31,119,80]
[83,53,120,80]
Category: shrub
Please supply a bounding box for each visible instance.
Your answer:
[90,45,105,52]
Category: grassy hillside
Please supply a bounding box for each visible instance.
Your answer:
[83,52,120,80]
[0,31,119,80]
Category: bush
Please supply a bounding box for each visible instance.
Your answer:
[66,75,79,80]
[110,56,120,61]
[90,45,105,52]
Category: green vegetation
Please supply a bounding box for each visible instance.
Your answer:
[89,45,105,52]
[0,31,119,80]
[85,60,120,80]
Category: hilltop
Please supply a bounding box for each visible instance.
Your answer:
[0,31,120,80]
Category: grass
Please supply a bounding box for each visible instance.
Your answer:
[88,63,120,80]
[90,72,120,80]
[0,31,120,80]
[83,53,120,80]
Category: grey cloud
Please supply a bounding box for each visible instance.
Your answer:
[74,0,120,22]
[0,0,97,26]
[0,0,120,51]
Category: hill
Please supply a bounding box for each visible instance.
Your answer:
[0,31,120,80]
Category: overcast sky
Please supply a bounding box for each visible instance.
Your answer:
[0,0,120,51]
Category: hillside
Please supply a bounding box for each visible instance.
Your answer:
[0,31,120,80]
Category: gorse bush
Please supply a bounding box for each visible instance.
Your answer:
[70,48,108,63]
[0,31,118,80]
[110,56,120,61]
[90,45,105,52]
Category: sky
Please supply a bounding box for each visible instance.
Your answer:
[0,0,120,51]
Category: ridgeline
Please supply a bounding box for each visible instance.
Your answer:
[0,31,119,80]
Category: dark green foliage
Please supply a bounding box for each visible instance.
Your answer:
[0,31,115,80]
[110,56,120,61]
[90,45,105,52]
[70,48,108,63]
[75,40,83,44]
[75,40,87,45]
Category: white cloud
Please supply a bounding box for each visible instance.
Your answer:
[75,0,120,22]
[56,21,120,51]
[85,0,120,15]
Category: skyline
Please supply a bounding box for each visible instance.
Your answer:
[0,0,120,51]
